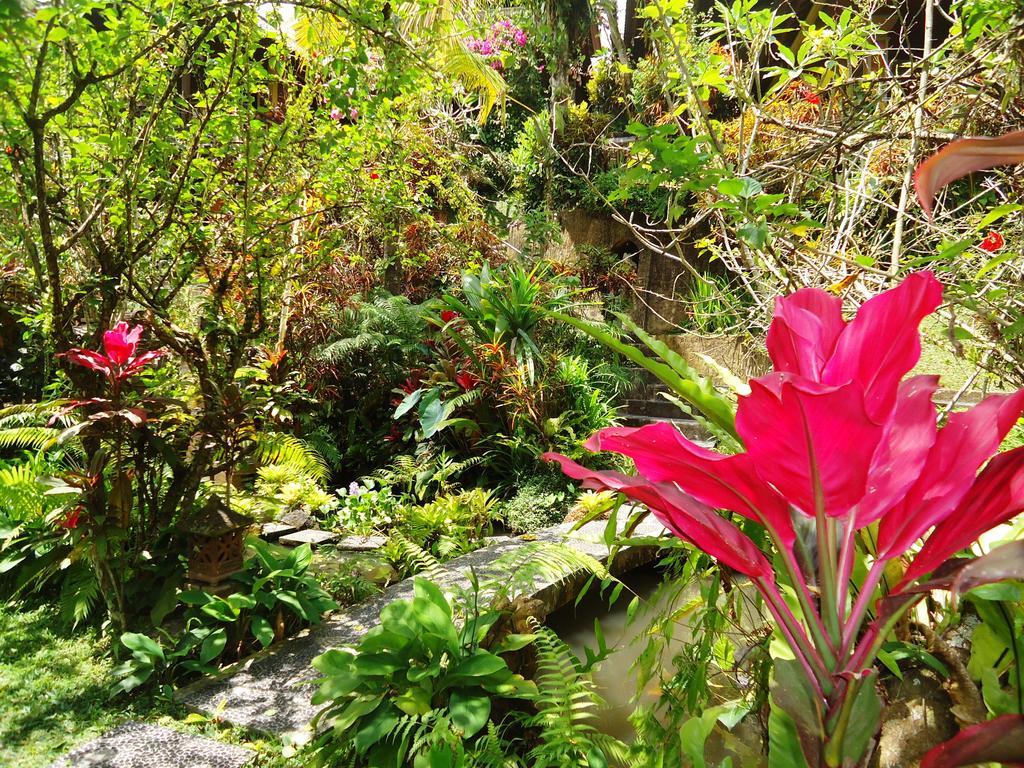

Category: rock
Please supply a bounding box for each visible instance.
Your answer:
[875,670,957,768]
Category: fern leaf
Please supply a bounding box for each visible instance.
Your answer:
[59,561,100,626]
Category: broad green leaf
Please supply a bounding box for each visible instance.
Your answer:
[977,204,1022,230]
[251,615,274,648]
[718,177,763,198]
[449,689,491,736]
[121,632,165,663]
[199,627,227,664]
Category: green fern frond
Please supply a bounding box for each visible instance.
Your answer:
[490,542,613,604]
[0,461,48,520]
[0,426,60,451]
[448,387,483,410]
[252,433,328,482]
[526,624,626,768]
[392,532,447,582]
[59,560,100,626]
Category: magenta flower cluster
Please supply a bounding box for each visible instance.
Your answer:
[466,19,528,70]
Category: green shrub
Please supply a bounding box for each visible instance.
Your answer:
[309,577,535,767]
[113,539,336,695]
[498,471,575,533]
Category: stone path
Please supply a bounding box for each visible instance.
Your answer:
[47,722,253,768]
[178,516,666,739]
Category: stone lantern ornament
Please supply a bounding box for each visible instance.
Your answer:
[180,495,255,592]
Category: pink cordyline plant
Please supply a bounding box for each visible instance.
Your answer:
[62,321,165,385]
[545,272,1024,766]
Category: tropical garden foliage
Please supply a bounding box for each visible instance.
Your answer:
[2,0,1024,766]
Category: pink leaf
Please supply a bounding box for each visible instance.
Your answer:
[61,348,113,377]
[119,349,166,379]
[904,446,1024,584]
[766,288,845,379]
[822,271,943,421]
[543,452,774,578]
[738,374,883,518]
[853,375,939,528]
[584,423,795,546]
[103,322,143,366]
[920,714,1024,768]
[915,129,1024,219]
[877,389,1024,560]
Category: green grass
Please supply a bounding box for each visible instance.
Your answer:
[0,602,298,768]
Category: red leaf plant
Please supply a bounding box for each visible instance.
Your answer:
[545,272,1024,766]
[914,128,1024,218]
[61,321,165,384]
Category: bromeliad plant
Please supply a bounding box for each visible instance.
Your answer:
[546,272,1024,767]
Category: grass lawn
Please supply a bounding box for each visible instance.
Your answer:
[0,602,295,768]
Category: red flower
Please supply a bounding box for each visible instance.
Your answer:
[58,507,81,530]
[979,230,1005,252]
[61,322,165,381]
[440,310,459,323]
[803,92,820,105]
[455,370,478,390]
[369,172,380,180]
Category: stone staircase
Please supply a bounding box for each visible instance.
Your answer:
[619,369,714,441]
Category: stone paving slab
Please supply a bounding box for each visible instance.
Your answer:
[48,722,253,768]
[179,516,666,738]
[277,529,339,548]
[260,522,297,540]
[329,534,387,551]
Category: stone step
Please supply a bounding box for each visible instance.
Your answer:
[619,413,713,441]
[260,522,298,541]
[277,529,339,549]
[48,722,253,768]
[623,397,688,419]
[329,534,387,551]
[178,516,667,739]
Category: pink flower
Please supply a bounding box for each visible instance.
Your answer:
[62,322,165,381]
[479,39,494,56]
[513,29,527,46]
[979,230,1005,252]
[329,107,343,121]
[349,107,359,120]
